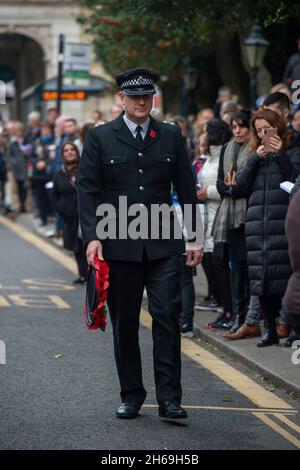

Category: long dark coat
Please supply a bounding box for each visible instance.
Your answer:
[52,169,81,252]
[77,113,200,261]
[8,141,27,181]
[236,149,297,296]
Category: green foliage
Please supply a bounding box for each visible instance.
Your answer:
[78,0,300,77]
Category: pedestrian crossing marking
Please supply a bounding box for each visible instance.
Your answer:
[22,278,76,291]
[0,284,21,290]
[8,294,70,309]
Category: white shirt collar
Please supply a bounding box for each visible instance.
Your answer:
[123,114,150,139]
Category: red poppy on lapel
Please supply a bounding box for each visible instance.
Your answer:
[149,129,156,138]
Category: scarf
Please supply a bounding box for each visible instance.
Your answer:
[213,139,250,243]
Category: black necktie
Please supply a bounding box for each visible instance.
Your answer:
[135,125,143,147]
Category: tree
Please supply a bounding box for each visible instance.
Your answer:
[79,0,300,77]
[78,1,300,110]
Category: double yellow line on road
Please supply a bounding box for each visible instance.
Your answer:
[1,214,299,448]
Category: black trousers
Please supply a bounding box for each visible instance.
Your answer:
[34,180,52,224]
[0,174,6,203]
[259,295,282,322]
[74,239,88,279]
[16,179,27,212]
[107,253,182,405]
[202,251,220,301]
[213,243,232,313]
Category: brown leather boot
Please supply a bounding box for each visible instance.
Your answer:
[276,323,292,339]
[223,323,261,340]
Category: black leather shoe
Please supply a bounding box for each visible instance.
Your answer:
[257,329,279,347]
[284,330,300,347]
[229,313,246,334]
[284,316,300,347]
[116,402,141,419]
[72,277,87,285]
[159,401,187,419]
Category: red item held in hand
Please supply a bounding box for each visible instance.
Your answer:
[84,256,109,331]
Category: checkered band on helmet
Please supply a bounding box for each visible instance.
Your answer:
[121,76,154,88]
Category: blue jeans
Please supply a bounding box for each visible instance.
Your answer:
[245,296,291,325]
[245,295,261,325]
[279,305,293,325]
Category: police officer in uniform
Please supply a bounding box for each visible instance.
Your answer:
[78,68,203,420]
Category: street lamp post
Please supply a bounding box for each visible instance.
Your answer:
[243,20,270,108]
[56,34,65,115]
[182,63,198,116]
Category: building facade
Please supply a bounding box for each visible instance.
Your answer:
[0,0,116,123]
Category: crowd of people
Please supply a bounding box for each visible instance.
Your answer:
[1,81,300,350]
[177,85,300,351]
[0,104,123,283]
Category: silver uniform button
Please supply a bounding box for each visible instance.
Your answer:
[139,186,144,191]
[166,158,171,162]
[138,152,143,157]
[110,159,114,163]
[139,169,143,174]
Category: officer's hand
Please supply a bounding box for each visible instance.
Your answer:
[186,248,203,267]
[86,240,103,267]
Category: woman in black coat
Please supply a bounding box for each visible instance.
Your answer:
[236,109,297,347]
[52,141,87,283]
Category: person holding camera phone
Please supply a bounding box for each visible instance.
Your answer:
[236,109,298,347]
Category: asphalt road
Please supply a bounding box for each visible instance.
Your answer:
[0,217,300,451]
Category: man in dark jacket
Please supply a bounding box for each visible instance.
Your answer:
[78,68,203,420]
